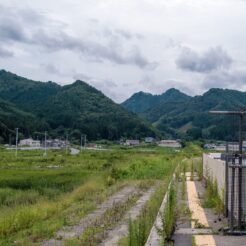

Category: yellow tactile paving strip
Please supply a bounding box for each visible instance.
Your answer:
[186,181,209,228]
[194,235,216,246]
[186,180,217,246]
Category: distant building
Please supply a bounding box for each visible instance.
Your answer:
[87,143,97,148]
[19,138,41,147]
[45,139,68,148]
[204,143,226,151]
[145,137,155,143]
[159,140,181,148]
[125,140,140,146]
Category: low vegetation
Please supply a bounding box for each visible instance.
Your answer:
[0,145,197,245]
[161,182,177,243]
[203,172,224,216]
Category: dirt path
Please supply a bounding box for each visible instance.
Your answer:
[42,186,139,246]
[100,186,157,245]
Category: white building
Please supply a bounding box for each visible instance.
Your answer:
[159,140,181,148]
[125,140,140,146]
[19,138,41,147]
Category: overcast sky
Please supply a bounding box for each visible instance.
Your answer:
[1,0,246,102]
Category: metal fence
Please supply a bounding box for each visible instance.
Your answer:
[226,143,246,233]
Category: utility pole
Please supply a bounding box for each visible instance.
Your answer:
[15,128,18,157]
[80,134,83,151]
[66,133,68,154]
[84,134,87,149]
[210,110,246,231]
[44,131,47,157]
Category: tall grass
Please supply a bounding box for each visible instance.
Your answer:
[126,184,168,246]
[203,175,224,215]
[0,145,200,244]
[161,182,177,243]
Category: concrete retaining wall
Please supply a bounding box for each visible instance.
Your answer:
[203,153,226,198]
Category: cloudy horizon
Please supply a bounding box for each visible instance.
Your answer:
[1,0,246,103]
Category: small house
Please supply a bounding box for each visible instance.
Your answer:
[19,138,41,147]
[159,140,181,148]
[125,140,140,146]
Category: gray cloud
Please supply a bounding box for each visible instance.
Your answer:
[73,72,122,101]
[202,70,246,89]
[0,47,13,58]
[74,73,117,87]
[33,30,153,68]
[176,46,232,73]
[41,63,62,75]
[0,4,154,69]
[0,21,27,43]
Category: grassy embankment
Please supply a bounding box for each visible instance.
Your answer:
[118,144,202,246]
[0,145,183,245]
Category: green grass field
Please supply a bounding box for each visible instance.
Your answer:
[0,144,201,245]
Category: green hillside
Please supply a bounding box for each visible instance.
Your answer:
[122,88,190,114]
[0,99,48,143]
[122,88,246,140]
[0,70,158,142]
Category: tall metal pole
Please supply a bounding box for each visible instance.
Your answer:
[231,157,235,231]
[80,134,83,151]
[225,142,229,217]
[66,133,68,154]
[238,115,243,229]
[84,134,86,149]
[44,131,47,156]
[15,128,18,157]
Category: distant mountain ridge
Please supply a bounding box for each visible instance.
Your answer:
[122,87,246,140]
[0,70,158,143]
[122,88,191,114]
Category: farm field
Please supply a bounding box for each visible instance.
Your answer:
[0,144,201,245]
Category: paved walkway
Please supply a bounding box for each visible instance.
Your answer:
[187,180,209,228]
[174,173,246,246]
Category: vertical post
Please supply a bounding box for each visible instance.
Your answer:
[225,142,229,217]
[231,158,235,231]
[238,115,243,229]
[15,128,18,157]
[44,131,47,156]
[80,134,83,151]
[66,133,68,154]
[84,135,86,149]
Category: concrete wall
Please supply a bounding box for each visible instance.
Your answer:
[203,153,226,198]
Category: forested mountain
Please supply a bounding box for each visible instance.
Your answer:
[121,88,190,114]
[0,70,158,143]
[2,68,246,143]
[122,88,246,140]
[0,98,48,143]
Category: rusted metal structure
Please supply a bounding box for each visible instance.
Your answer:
[210,110,246,233]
